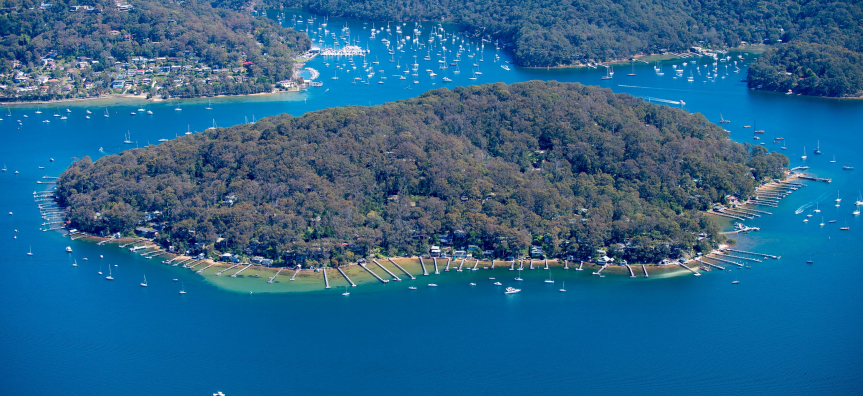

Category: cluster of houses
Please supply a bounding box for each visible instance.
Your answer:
[1,50,304,100]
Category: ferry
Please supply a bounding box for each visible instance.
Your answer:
[504,287,521,294]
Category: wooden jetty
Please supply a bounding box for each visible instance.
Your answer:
[491,260,496,269]
[189,261,206,269]
[472,259,479,271]
[182,260,199,268]
[704,255,743,267]
[290,265,302,281]
[529,260,534,270]
[445,258,452,272]
[642,264,649,277]
[563,260,569,269]
[336,267,356,286]
[372,259,401,281]
[216,264,239,276]
[699,258,724,271]
[457,259,465,272]
[544,259,549,270]
[322,267,330,288]
[724,248,779,259]
[419,257,428,275]
[359,263,387,283]
[388,258,416,279]
[593,264,608,275]
[231,264,252,278]
[268,268,284,284]
[518,260,524,271]
[510,261,515,271]
[720,253,762,262]
[625,264,635,278]
[577,261,584,271]
[797,175,832,183]
[196,263,214,274]
[678,262,701,276]
[433,257,439,274]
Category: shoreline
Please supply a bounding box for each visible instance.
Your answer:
[69,234,719,294]
[1,87,303,107]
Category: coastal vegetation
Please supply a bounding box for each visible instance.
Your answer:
[55,81,788,267]
[748,43,863,98]
[273,0,863,97]
[0,0,310,102]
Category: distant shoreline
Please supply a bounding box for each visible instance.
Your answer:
[1,89,302,107]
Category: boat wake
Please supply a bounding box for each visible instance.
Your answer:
[795,191,834,214]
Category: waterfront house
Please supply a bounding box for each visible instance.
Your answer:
[134,227,158,238]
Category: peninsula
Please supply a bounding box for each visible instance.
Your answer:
[55,81,788,271]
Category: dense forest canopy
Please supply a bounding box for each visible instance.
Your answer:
[56,82,788,267]
[0,0,310,99]
[272,0,863,96]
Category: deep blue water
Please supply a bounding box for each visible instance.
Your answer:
[1,10,862,396]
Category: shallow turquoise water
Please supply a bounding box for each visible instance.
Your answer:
[0,10,862,396]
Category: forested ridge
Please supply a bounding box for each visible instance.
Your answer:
[272,0,863,97]
[0,0,310,100]
[56,82,788,266]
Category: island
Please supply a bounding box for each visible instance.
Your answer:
[0,0,310,103]
[55,81,788,274]
[271,0,863,97]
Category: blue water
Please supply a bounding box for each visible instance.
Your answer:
[1,10,862,395]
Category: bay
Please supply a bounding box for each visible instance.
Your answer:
[0,9,861,395]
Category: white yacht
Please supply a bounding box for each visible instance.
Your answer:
[179,283,187,294]
[504,287,521,294]
[427,283,438,287]
[140,275,148,287]
[559,282,566,292]
[65,246,72,253]
[341,286,350,296]
[105,266,114,280]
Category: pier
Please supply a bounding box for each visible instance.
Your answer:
[419,257,428,275]
[544,259,549,270]
[677,262,701,276]
[445,258,451,272]
[323,268,330,288]
[564,260,568,269]
[518,260,524,271]
[291,265,302,281]
[457,259,465,272]
[703,255,743,267]
[189,261,206,269]
[388,258,416,279]
[359,263,388,283]
[699,258,724,271]
[231,264,252,278]
[196,263,214,273]
[720,253,762,262]
[642,264,649,277]
[625,264,635,278]
[593,264,608,275]
[491,260,496,269]
[797,175,832,183]
[529,260,534,270]
[433,257,439,274]
[724,248,779,259]
[182,260,200,268]
[577,261,584,271]
[268,268,284,284]
[336,267,356,286]
[472,260,479,271]
[372,259,401,281]
[510,261,515,270]
[216,264,240,276]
